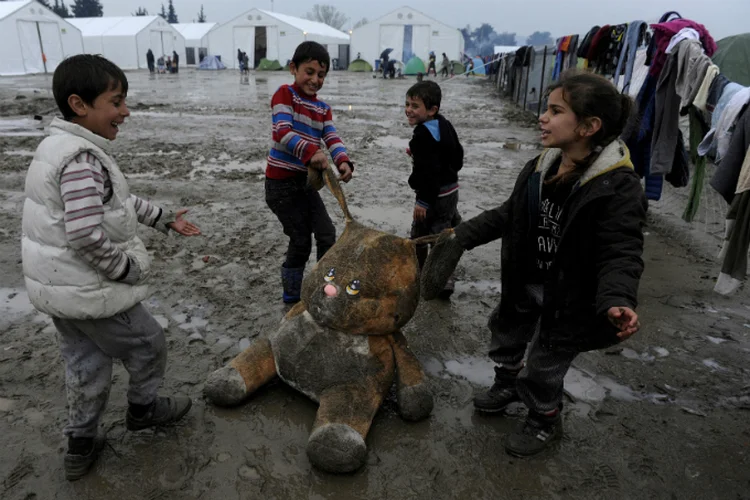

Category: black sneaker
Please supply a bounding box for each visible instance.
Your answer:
[504,412,563,457]
[65,437,103,481]
[473,366,521,412]
[126,396,192,431]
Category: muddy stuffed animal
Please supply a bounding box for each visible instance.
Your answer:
[204,168,433,473]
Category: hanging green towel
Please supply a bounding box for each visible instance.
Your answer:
[683,108,709,222]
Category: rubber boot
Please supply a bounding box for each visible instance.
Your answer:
[281,265,304,304]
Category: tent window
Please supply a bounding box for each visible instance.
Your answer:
[186,47,196,65]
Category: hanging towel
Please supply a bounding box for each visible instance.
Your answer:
[673,40,712,113]
[665,28,700,54]
[693,64,719,116]
[698,86,750,162]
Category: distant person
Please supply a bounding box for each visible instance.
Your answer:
[22,54,201,481]
[427,51,437,77]
[466,58,475,77]
[265,41,354,303]
[404,80,463,297]
[238,48,243,69]
[157,55,166,73]
[440,52,450,78]
[146,49,155,73]
[172,50,179,73]
[243,52,250,74]
[166,56,172,73]
[424,71,645,457]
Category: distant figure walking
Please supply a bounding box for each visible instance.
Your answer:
[157,55,166,73]
[238,48,244,70]
[427,51,437,77]
[146,49,155,73]
[440,52,450,78]
[172,50,179,73]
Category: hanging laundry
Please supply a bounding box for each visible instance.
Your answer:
[665,28,700,54]
[614,21,647,93]
[673,40,712,113]
[692,64,719,116]
[710,107,750,203]
[715,145,750,295]
[698,85,750,162]
[649,19,717,78]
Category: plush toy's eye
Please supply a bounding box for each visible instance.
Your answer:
[346,280,361,296]
[324,268,335,282]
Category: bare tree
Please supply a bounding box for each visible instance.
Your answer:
[352,17,367,29]
[305,4,348,30]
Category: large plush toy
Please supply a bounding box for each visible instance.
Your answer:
[204,168,434,473]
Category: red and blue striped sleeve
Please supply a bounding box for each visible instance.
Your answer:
[322,107,352,168]
[271,86,320,165]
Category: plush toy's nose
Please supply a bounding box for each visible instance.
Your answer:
[324,284,338,297]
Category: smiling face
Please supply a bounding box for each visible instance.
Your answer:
[69,81,129,140]
[539,87,586,149]
[302,222,420,335]
[290,59,327,97]
[405,95,437,127]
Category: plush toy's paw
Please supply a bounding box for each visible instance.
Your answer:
[307,423,367,474]
[421,230,464,300]
[397,383,434,421]
[203,366,247,406]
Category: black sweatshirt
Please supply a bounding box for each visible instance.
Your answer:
[408,114,463,208]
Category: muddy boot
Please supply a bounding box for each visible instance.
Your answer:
[473,365,521,413]
[281,265,304,304]
[504,408,563,457]
[126,396,192,431]
[65,437,103,481]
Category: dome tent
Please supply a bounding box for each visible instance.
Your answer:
[713,33,750,87]
[197,55,226,70]
[257,58,282,70]
[404,56,426,75]
[349,58,373,72]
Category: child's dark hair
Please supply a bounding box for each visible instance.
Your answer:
[545,70,633,180]
[53,54,128,120]
[406,81,442,111]
[291,41,330,73]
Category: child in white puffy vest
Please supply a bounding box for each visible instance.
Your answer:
[21,54,201,481]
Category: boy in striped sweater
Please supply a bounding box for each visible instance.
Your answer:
[265,41,354,303]
[21,55,200,480]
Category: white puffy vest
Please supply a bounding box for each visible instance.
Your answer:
[21,118,151,319]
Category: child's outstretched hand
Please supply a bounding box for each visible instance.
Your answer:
[607,307,640,340]
[413,204,427,222]
[309,150,329,171]
[337,162,353,183]
[168,209,201,236]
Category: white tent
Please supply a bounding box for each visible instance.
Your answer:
[68,16,185,70]
[0,0,84,76]
[207,8,350,70]
[350,6,464,68]
[173,22,216,65]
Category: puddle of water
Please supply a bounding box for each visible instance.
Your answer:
[152,315,169,329]
[442,357,496,386]
[0,118,44,137]
[621,347,655,362]
[706,335,728,344]
[0,288,35,319]
[453,280,502,295]
[653,347,669,357]
[2,150,35,156]
[702,359,725,371]
[373,136,410,149]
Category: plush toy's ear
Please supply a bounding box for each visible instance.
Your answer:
[323,166,353,223]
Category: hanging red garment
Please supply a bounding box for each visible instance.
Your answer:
[649,19,717,77]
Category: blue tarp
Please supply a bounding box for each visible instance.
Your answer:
[198,55,226,70]
[471,56,486,75]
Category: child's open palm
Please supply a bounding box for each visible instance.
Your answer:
[167,209,201,236]
[608,306,640,340]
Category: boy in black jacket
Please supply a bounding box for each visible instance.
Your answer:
[405,81,463,297]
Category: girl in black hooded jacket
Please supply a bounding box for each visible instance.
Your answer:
[423,71,646,457]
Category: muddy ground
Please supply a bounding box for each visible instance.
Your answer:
[0,69,749,500]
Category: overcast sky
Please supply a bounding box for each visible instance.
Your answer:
[100,0,748,41]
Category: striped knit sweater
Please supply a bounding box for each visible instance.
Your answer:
[61,152,168,282]
[266,84,351,179]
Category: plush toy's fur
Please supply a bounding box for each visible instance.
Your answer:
[204,169,433,473]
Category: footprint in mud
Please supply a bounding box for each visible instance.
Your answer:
[579,463,620,492]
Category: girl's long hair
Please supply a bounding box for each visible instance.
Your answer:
[544,70,633,184]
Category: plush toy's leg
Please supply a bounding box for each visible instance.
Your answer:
[391,332,434,421]
[306,381,388,474]
[204,338,277,406]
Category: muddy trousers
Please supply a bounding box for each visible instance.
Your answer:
[411,191,461,267]
[265,176,336,268]
[488,285,577,414]
[53,303,167,439]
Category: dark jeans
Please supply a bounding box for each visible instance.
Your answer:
[488,285,578,414]
[410,191,460,239]
[265,176,336,268]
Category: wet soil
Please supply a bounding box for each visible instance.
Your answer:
[1,70,749,499]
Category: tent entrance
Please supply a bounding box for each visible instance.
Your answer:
[338,45,349,70]
[402,25,413,63]
[17,20,63,74]
[254,26,267,68]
